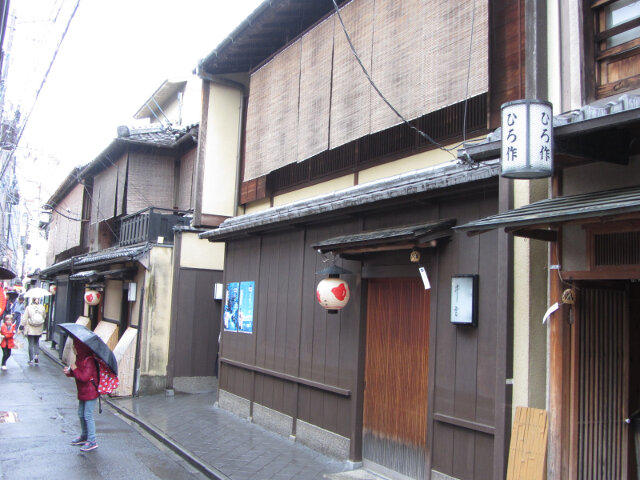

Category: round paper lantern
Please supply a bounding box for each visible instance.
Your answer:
[84,290,102,306]
[49,284,57,295]
[316,277,350,311]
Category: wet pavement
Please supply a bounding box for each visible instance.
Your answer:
[39,340,358,480]
[0,337,208,480]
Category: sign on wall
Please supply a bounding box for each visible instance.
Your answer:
[223,281,255,334]
[450,275,478,326]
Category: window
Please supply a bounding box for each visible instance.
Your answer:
[591,0,640,97]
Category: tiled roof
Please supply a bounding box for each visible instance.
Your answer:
[40,245,150,277]
[456,185,640,234]
[200,160,500,241]
[119,124,198,148]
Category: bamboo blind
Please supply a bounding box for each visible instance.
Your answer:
[50,183,84,257]
[244,42,301,180]
[177,149,196,211]
[577,287,628,479]
[369,0,424,133]
[329,0,374,150]
[243,0,488,180]
[364,278,429,446]
[297,16,335,163]
[126,154,175,214]
[115,154,128,216]
[91,166,118,222]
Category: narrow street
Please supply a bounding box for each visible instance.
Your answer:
[0,339,207,480]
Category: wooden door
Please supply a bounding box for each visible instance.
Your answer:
[363,278,430,480]
[575,285,629,479]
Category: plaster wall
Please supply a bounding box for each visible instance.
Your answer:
[561,156,640,270]
[139,246,174,391]
[179,231,225,270]
[201,83,243,218]
[129,268,145,327]
[563,155,640,196]
[358,139,479,185]
[273,175,354,207]
[512,179,549,412]
[104,279,123,321]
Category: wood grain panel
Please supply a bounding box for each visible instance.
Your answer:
[577,286,628,479]
[363,277,429,478]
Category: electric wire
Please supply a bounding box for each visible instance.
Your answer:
[331,0,479,162]
[0,0,81,181]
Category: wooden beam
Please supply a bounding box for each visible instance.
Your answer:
[510,228,558,242]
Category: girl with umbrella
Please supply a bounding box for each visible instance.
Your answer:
[64,338,99,452]
[1,314,16,370]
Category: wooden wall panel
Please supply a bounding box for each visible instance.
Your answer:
[173,268,221,377]
[489,0,525,129]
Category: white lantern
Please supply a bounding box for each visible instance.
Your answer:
[501,99,553,178]
[316,277,350,311]
[49,284,57,295]
[84,290,101,306]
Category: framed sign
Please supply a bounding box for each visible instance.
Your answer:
[450,275,478,326]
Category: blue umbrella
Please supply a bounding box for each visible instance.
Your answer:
[57,323,118,375]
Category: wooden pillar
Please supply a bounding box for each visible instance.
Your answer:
[548,171,569,479]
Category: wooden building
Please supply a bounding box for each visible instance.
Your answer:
[457,0,640,477]
[40,120,224,395]
[194,1,532,478]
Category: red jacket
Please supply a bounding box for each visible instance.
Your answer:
[1,322,15,349]
[66,342,99,401]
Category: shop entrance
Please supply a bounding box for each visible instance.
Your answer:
[573,282,640,479]
[363,277,430,480]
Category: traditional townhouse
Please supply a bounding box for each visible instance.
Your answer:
[40,76,227,396]
[457,1,640,479]
[193,1,537,478]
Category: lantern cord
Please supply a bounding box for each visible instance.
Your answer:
[331,0,478,162]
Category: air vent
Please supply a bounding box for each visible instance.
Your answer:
[593,231,640,266]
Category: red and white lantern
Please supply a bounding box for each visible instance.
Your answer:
[84,290,102,306]
[49,284,57,295]
[316,277,350,311]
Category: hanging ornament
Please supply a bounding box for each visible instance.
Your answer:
[84,290,102,306]
[49,284,57,295]
[316,277,350,312]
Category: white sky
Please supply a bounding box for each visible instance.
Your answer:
[6,0,263,192]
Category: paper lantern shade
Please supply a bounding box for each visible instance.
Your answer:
[49,284,57,295]
[316,278,350,311]
[84,290,102,306]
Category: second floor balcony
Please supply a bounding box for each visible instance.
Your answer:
[119,207,191,247]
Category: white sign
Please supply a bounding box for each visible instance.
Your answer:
[451,275,478,326]
[501,99,553,178]
[419,267,431,290]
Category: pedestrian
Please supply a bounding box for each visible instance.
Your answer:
[1,314,16,370]
[21,298,45,366]
[12,296,25,330]
[64,339,99,452]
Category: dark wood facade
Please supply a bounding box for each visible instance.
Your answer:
[218,183,503,478]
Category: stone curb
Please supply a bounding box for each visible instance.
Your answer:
[40,343,230,480]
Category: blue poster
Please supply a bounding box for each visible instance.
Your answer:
[238,281,255,334]
[223,282,239,332]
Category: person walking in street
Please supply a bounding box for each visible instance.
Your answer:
[1,314,16,370]
[21,298,45,366]
[64,339,99,452]
[12,296,25,330]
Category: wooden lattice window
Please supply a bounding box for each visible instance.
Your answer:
[591,0,640,98]
[587,223,640,273]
